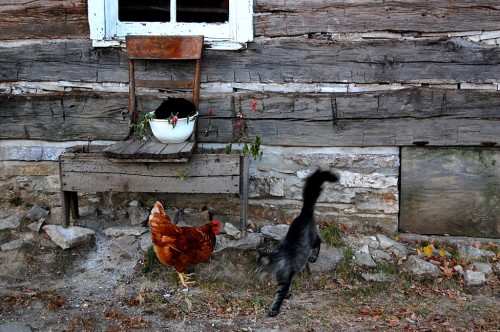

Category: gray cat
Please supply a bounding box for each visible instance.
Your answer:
[257,169,340,317]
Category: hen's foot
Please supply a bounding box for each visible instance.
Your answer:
[178,272,196,289]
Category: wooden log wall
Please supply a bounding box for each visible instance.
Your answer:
[0,0,89,39]
[0,39,499,145]
[0,1,499,236]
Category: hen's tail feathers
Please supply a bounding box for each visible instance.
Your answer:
[149,201,174,237]
[301,169,339,215]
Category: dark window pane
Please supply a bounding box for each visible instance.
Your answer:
[177,0,229,23]
[119,0,171,22]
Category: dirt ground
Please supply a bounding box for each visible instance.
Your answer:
[0,204,499,332]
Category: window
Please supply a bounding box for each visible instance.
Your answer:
[88,0,253,49]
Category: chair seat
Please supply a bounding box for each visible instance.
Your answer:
[103,136,196,162]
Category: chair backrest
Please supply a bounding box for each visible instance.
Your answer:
[126,35,204,126]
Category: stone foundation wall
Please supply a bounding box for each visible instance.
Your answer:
[248,146,399,233]
[0,143,400,233]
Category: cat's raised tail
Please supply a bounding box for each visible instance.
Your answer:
[301,169,340,216]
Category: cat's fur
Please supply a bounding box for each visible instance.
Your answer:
[154,97,197,120]
[257,169,340,317]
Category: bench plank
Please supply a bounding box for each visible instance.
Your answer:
[59,152,248,228]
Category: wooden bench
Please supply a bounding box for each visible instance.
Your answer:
[59,147,249,229]
[59,36,249,230]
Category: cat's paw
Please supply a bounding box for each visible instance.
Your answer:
[268,309,279,317]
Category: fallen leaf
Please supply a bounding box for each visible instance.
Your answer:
[440,266,454,278]
[423,245,433,257]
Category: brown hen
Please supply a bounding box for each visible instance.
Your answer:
[148,201,220,288]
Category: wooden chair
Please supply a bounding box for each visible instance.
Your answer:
[126,35,203,127]
[103,35,204,160]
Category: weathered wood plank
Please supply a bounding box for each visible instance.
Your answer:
[61,173,240,194]
[1,38,500,84]
[254,0,500,36]
[2,1,498,41]
[245,118,499,147]
[0,0,89,39]
[60,153,241,177]
[336,89,500,119]
[102,137,197,160]
[60,153,241,194]
[0,93,130,141]
[2,89,499,146]
[399,147,500,238]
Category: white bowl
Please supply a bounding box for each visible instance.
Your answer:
[149,113,197,143]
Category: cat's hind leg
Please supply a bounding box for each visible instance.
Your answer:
[308,235,321,263]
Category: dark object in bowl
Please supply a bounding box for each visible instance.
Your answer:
[154,98,197,120]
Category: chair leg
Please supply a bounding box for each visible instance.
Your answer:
[70,192,80,221]
[62,191,79,227]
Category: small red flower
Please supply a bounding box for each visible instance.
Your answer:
[173,116,178,123]
[209,108,213,116]
[252,98,258,112]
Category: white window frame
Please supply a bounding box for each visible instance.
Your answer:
[88,0,253,50]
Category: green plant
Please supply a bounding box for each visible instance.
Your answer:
[223,98,263,160]
[335,247,355,281]
[176,170,188,181]
[320,222,343,247]
[142,246,156,274]
[243,135,263,160]
[133,113,156,140]
[224,143,233,154]
[224,135,263,160]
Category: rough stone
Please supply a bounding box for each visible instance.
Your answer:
[260,224,289,240]
[359,244,370,254]
[1,239,24,251]
[472,262,493,274]
[224,222,243,239]
[103,226,148,237]
[39,237,59,248]
[111,236,138,259]
[403,256,441,278]
[310,246,344,273]
[454,265,465,275]
[464,270,486,286]
[128,200,141,207]
[391,243,410,258]
[458,245,496,259]
[354,251,377,267]
[26,204,49,221]
[0,215,21,231]
[372,249,393,261]
[264,177,285,197]
[339,171,398,189]
[376,234,397,249]
[127,206,150,226]
[0,322,32,332]
[175,208,211,227]
[27,219,45,233]
[42,225,95,250]
[216,233,263,251]
[138,233,152,252]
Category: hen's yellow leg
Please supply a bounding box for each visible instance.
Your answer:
[178,272,196,289]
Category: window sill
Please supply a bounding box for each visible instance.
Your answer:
[91,38,247,50]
